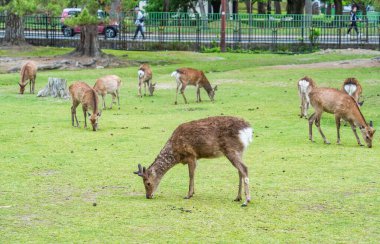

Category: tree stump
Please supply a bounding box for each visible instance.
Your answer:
[37,77,70,99]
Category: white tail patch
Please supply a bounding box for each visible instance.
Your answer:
[344,84,357,96]
[138,70,145,78]
[239,127,253,149]
[171,71,181,80]
[298,79,310,94]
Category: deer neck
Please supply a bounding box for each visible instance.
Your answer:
[352,105,367,129]
[148,141,178,183]
[202,80,213,95]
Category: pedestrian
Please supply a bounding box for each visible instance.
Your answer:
[133,7,145,40]
[346,5,360,37]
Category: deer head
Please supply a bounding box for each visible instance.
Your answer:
[19,83,27,94]
[149,82,156,96]
[87,111,101,131]
[360,120,376,148]
[208,85,218,101]
[134,164,157,199]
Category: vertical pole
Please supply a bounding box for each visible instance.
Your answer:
[220,0,226,52]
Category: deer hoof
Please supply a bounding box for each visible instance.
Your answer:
[324,141,331,145]
[359,144,364,147]
[241,202,248,207]
[184,195,193,199]
[234,196,242,202]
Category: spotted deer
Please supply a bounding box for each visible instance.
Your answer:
[134,116,254,206]
[19,61,37,94]
[308,87,375,148]
[297,76,316,118]
[138,63,155,97]
[69,81,101,131]
[93,75,122,110]
[341,77,363,106]
[171,68,217,104]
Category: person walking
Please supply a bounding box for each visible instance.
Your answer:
[133,7,145,40]
[346,5,360,37]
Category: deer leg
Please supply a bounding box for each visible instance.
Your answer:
[184,158,197,199]
[174,81,181,105]
[349,121,363,146]
[225,151,250,206]
[32,77,36,94]
[109,94,116,109]
[304,94,310,119]
[315,115,330,144]
[71,102,79,127]
[308,112,316,142]
[335,116,341,144]
[82,106,87,128]
[195,84,200,102]
[29,80,32,94]
[300,95,305,118]
[102,95,106,110]
[180,85,188,104]
[234,171,243,202]
[116,90,120,109]
[144,82,147,96]
[138,81,142,97]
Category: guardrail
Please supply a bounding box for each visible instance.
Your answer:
[0,12,379,51]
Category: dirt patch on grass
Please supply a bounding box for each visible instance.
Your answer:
[316,48,380,55]
[271,58,380,70]
[0,55,130,74]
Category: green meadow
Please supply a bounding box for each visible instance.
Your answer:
[0,47,379,242]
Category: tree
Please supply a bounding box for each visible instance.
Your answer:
[286,0,305,14]
[0,0,36,45]
[274,0,281,14]
[334,0,343,15]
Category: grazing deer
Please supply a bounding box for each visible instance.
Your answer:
[297,76,316,118]
[69,81,101,131]
[308,88,375,148]
[134,116,254,206]
[93,75,122,110]
[341,77,363,106]
[171,68,217,104]
[138,64,155,97]
[19,61,37,94]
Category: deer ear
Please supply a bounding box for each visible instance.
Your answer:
[97,111,102,117]
[369,121,373,128]
[87,112,91,117]
[134,164,143,177]
[214,85,218,91]
[358,101,364,106]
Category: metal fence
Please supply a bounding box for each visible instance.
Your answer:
[0,12,379,51]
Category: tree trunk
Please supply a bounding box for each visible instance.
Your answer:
[326,3,331,15]
[232,0,239,14]
[163,0,170,12]
[274,1,281,14]
[286,0,305,14]
[210,0,221,13]
[258,1,266,14]
[267,0,272,14]
[305,0,312,15]
[245,0,253,14]
[71,24,102,57]
[37,77,70,99]
[334,0,342,15]
[2,13,26,46]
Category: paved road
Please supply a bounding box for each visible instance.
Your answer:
[0,30,378,45]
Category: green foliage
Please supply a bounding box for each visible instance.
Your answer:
[64,7,99,26]
[0,0,37,16]
[309,27,321,45]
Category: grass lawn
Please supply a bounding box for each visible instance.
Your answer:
[0,47,379,242]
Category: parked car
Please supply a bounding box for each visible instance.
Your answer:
[60,8,119,38]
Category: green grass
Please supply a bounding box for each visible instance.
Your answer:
[0,48,379,242]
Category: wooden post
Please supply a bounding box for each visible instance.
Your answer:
[220,0,226,52]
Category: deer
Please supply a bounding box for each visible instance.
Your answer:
[134,116,253,206]
[297,76,316,119]
[19,61,37,94]
[341,77,363,106]
[138,63,156,97]
[308,87,375,148]
[93,75,122,110]
[171,68,217,105]
[69,81,101,131]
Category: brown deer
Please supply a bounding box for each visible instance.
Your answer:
[69,81,101,131]
[19,61,37,94]
[93,75,122,110]
[308,88,375,148]
[171,68,217,104]
[134,116,253,206]
[341,77,363,106]
[138,64,155,97]
[297,76,316,118]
